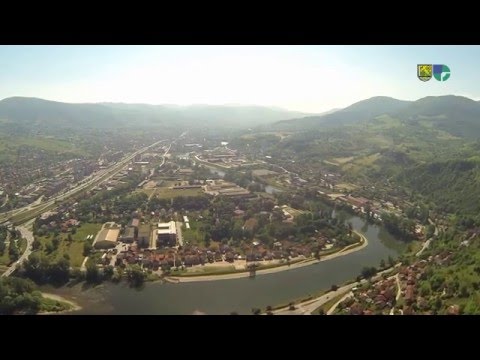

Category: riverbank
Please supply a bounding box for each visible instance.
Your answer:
[38,293,82,315]
[166,231,368,283]
[271,264,400,315]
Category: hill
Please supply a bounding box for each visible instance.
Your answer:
[273,96,411,130]
[0,97,310,133]
[396,95,480,138]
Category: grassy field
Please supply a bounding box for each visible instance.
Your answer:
[342,153,381,173]
[40,297,74,313]
[37,222,102,268]
[331,157,355,165]
[18,238,27,255]
[73,223,103,242]
[186,264,236,274]
[335,183,358,191]
[140,183,204,199]
[182,219,205,246]
[0,136,87,162]
[156,187,203,199]
[0,246,11,266]
[311,292,347,315]
[323,160,340,167]
[0,237,27,267]
[283,206,306,218]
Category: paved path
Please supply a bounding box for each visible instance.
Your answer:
[327,291,354,315]
[176,221,184,247]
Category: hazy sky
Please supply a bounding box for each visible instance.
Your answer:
[1,45,479,113]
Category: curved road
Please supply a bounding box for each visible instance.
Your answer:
[271,264,401,315]
[1,138,173,276]
[1,219,35,277]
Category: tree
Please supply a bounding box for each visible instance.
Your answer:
[347,222,353,236]
[48,258,70,285]
[32,238,42,251]
[251,308,261,315]
[330,284,339,291]
[8,242,19,262]
[361,266,377,279]
[52,237,60,249]
[380,259,386,269]
[388,255,395,267]
[45,242,54,255]
[83,242,92,256]
[67,234,73,242]
[85,263,100,284]
[103,265,114,280]
[23,252,50,284]
[0,240,6,255]
[125,265,146,288]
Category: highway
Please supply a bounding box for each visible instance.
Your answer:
[1,136,177,277]
[0,138,167,225]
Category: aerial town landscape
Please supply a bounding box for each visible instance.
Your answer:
[1,45,480,315]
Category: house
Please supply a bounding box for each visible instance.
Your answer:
[349,302,364,315]
[447,304,460,315]
[130,218,140,228]
[405,285,415,304]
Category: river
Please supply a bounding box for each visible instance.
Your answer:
[61,212,406,315]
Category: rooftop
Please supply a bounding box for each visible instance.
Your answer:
[158,221,177,235]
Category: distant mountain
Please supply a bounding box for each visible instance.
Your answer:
[395,95,480,138]
[0,97,120,130]
[274,96,411,130]
[0,97,310,133]
[273,95,480,139]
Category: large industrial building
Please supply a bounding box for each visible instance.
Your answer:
[137,224,152,248]
[94,225,120,249]
[120,226,136,243]
[157,221,177,247]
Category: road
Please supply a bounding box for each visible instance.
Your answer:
[416,221,438,257]
[0,135,180,276]
[1,219,35,277]
[271,264,401,315]
[158,143,172,168]
[327,291,354,315]
[0,137,175,276]
[0,138,167,225]
[389,274,402,315]
[0,193,8,208]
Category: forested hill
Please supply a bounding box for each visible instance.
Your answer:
[396,95,480,139]
[0,97,310,132]
[273,96,412,130]
[400,159,480,217]
[272,95,480,138]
